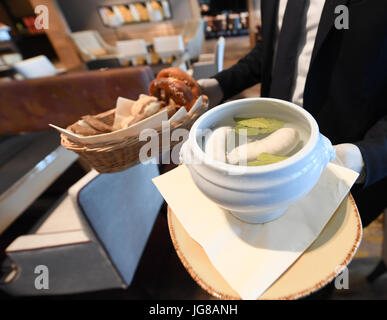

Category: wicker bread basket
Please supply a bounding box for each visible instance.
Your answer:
[60,97,208,173]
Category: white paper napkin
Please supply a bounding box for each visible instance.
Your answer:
[50,96,208,145]
[153,163,359,300]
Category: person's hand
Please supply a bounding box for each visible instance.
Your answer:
[197,78,224,108]
[332,143,365,183]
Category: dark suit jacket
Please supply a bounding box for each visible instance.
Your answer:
[214,0,387,226]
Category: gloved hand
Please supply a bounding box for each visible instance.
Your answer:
[332,143,365,183]
[197,78,224,108]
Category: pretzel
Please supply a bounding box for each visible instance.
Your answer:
[149,78,195,110]
[69,122,102,136]
[157,67,201,99]
[160,103,177,118]
[81,115,112,133]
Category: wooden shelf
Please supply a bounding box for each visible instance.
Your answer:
[205,28,249,39]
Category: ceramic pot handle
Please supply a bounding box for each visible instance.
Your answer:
[320,134,336,164]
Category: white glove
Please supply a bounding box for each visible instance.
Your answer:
[197,78,224,108]
[333,143,365,183]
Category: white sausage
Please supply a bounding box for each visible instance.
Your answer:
[205,126,233,163]
[227,127,299,165]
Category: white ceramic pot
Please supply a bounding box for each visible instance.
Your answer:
[180,98,336,224]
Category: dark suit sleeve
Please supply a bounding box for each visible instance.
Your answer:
[354,115,387,187]
[213,40,263,101]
